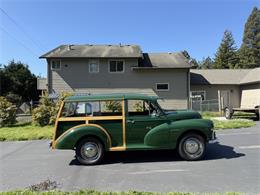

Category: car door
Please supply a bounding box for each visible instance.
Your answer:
[125,100,168,147]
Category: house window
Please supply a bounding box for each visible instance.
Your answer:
[156,83,169,91]
[51,60,61,70]
[190,91,206,101]
[109,60,124,73]
[89,59,99,73]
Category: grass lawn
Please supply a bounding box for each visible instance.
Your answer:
[212,119,255,130]
[201,111,256,130]
[0,190,244,195]
[0,123,53,141]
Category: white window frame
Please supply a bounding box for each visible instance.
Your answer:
[108,60,125,73]
[190,91,206,101]
[156,83,170,91]
[51,60,61,70]
[88,59,99,73]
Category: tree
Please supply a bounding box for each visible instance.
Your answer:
[214,30,239,69]
[238,7,260,68]
[181,50,199,69]
[1,60,40,101]
[198,57,214,69]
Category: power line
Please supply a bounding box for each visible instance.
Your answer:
[0,25,38,57]
[0,7,45,52]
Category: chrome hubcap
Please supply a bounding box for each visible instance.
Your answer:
[82,143,98,158]
[185,139,199,154]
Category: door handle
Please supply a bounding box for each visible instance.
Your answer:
[126,119,135,124]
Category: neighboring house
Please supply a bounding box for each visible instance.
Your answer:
[39,44,192,109]
[190,68,260,110]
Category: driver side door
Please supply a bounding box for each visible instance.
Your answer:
[125,100,167,148]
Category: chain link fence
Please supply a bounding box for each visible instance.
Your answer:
[190,99,219,112]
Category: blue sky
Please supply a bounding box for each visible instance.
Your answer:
[0,0,259,77]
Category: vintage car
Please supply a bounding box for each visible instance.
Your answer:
[51,93,216,165]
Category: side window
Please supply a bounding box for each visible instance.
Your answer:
[190,91,206,101]
[61,102,77,117]
[60,101,123,117]
[100,100,122,116]
[128,100,150,116]
[51,60,61,70]
[89,59,99,73]
[156,83,169,91]
[128,100,161,117]
[109,60,124,73]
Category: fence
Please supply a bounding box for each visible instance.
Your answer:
[190,99,219,112]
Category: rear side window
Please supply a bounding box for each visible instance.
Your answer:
[61,100,122,117]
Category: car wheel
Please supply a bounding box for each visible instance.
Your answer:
[75,137,104,165]
[224,107,233,119]
[178,133,206,161]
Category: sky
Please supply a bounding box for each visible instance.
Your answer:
[0,0,259,77]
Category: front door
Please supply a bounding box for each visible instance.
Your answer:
[125,100,167,147]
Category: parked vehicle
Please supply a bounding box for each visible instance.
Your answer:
[224,89,260,120]
[51,93,216,165]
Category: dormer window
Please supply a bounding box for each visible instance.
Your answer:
[51,60,61,70]
[109,60,124,73]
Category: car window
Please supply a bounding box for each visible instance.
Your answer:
[128,100,157,117]
[99,100,122,116]
[61,102,77,117]
[61,100,122,117]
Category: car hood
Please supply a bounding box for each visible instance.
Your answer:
[163,109,202,121]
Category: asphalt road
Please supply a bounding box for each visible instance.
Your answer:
[0,122,260,193]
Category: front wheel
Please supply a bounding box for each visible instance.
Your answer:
[178,133,206,161]
[76,137,104,165]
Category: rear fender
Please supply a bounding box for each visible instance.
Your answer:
[53,124,111,150]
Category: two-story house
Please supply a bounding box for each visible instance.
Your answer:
[39,44,192,109]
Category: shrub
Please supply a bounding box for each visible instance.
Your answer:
[5,92,22,106]
[0,96,17,126]
[32,92,71,126]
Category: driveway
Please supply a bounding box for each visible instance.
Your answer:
[0,122,260,193]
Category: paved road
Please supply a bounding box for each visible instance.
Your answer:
[1,122,260,193]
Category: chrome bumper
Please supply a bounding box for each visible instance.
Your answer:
[209,131,217,143]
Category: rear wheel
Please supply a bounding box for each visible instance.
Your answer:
[178,133,206,161]
[75,137,104,165]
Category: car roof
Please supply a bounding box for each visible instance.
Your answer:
[64,93,158,102]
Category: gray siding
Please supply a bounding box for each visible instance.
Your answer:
[48,58,189,109]
[190,84,241,108]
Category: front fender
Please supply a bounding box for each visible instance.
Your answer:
[144,119,213,148]
[54,124,111,151]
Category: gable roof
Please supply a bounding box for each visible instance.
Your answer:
[190,68,260,85]
[40,44,143,58]
[133,52,191,69]
[239,67,260,84]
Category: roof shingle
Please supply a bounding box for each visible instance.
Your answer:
[40,44,143,58]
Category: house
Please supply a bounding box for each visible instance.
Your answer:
[39,44,192,109]
[39,44,260,111]
[190,68,260,111]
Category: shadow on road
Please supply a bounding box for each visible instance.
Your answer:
[69,142,245,166]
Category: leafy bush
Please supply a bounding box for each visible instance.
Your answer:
[5,92,22,106]
[0,96,17,127]
[32,92,71,126]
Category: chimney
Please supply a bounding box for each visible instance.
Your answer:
[67,45,72,51]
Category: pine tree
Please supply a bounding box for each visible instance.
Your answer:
[214,30,238,69]
[238,7,260,68]
[198,57,214,69]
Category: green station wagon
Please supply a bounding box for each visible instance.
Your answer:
[51,93,216,165]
